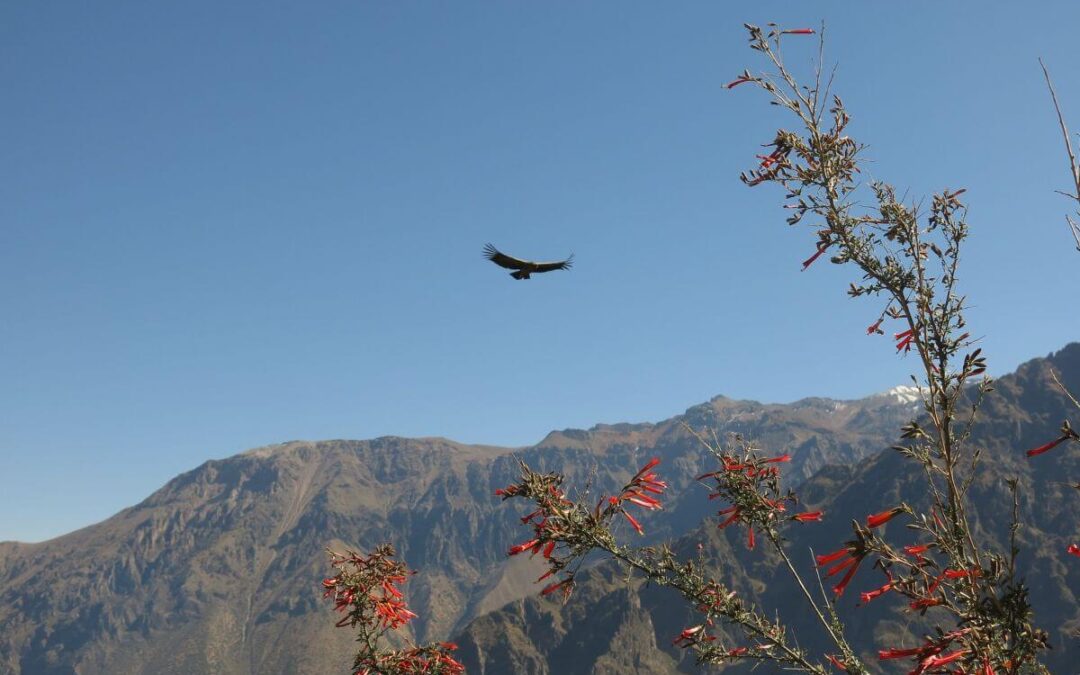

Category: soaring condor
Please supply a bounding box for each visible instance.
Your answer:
[482,243,574,280]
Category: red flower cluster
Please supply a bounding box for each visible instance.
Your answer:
[894,328,915,353]
[607,457,667,535]
[694,582,739,616]
[323,547,417,630]
[498,458,668,601]
[353,643,465,675]
[507,485,572,559]
[878,628,974,674]
[323,545,465,675]
[673,625,754,660]
[815,507,904,596]
[816,544,867,597]
[699,451,816,551]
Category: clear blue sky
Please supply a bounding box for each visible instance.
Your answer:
[2,1,1079,542]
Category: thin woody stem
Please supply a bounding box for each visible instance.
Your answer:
[1050,368,1080,411]
[1040,59,1080,196]
[1039,58,1080,250]
[590,534,829,674]
[766,529,866,672]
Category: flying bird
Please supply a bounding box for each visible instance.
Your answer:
[482,243,574,280]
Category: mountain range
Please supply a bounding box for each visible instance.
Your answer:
[455,345,1080,673]
[1,345,1077,674]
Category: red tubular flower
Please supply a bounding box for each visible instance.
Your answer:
[382,580,403,598]
[792,511,823,522]
[672,625,704,646]
[540,578,573,596]
[1026,434,1069,457]
[626,493,662,510]
[866,506,904,528]
[831,557,863,596]
[825,654,847,670]
[723,458,747,471]
[632,457,661,480]
[816,543,867,597]
[909,597,944,611]
[866,318,884,335]
[824,555,858,578]
[756,151,784,169]
[801,243,830,271]
[747,526,755,551]
[781,28,815,35]
[815,547,851,567]
[520,508,543,524]
[727,646,749,656]
[508,539,540,556]
[932,507,945,530]
[894,329,914,352]
[717,509,741,529]
[1067,544,1080,557]
[762,453,791,464]
[606,458,667,536]
[764,498,787,511]
[903,543,933,559]
[725,77,753,89]
[922,650,969,668]
[859,576,894,604]
[878,646,925,660]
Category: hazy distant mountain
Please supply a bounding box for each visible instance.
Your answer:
[0,377,920,673]
[453,344,1080,674]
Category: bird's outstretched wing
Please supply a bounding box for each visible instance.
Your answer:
[483,243,529,270]
[532,254,573,273]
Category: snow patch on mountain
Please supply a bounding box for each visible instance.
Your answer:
[880,385,921,404]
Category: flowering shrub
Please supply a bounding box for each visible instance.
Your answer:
[495,23,1080,675]
[324,23,1080,675]
[322,544,464,675]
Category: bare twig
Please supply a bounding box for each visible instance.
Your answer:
[1039,58,1080,251]
[1050,368,1080,411]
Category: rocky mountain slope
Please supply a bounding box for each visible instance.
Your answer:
[452,344,1080,674]
[0,385,915,673]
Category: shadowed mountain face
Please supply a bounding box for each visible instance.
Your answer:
[0,386,917,674]
[453,344,1080,674]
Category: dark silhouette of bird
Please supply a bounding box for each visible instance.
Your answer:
[482,243,574,280]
